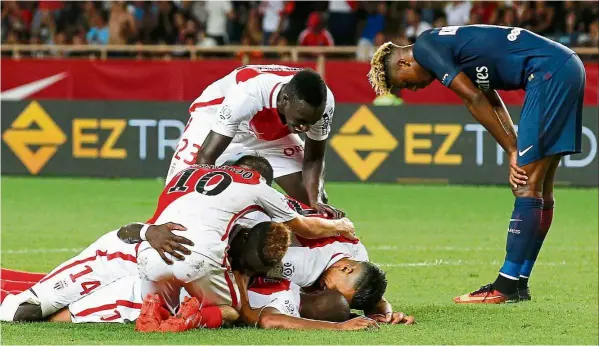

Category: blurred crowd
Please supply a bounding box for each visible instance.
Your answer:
[2,1,598,60]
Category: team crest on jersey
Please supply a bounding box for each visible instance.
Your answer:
[284,299,295,315]
[267,262,294,280]
[218,105,232,121]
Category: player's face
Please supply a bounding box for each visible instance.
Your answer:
[391,59,434,91]
[318,262,363,304]
[279,97,323,133]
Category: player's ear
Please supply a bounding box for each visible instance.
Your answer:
[340,264,354,275]
[397,58,411,68]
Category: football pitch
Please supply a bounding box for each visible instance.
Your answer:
[1,177,597,345]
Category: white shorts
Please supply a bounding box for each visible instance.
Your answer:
[27,231,139,317]
[137,243,239,312]
[69,276,142,323]
[166,107,305,183]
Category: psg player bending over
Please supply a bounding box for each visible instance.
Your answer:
[368,25,585,303]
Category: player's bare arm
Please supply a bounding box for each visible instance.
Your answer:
[117,222,193,265]
[259,308,379,330]
[234,272,378,331]
[449,75,528,188]
[483,89,529,187]
[284,216,356,240]
[196,131,234,165]
[302,137,326,208]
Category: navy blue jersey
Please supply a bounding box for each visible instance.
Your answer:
[412,25,575,91]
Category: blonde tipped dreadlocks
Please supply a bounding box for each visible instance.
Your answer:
[367,42,398,96]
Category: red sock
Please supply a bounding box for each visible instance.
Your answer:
[195,306,223,329]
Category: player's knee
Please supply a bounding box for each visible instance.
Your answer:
[13,303,44,322]
[511,184,542,198]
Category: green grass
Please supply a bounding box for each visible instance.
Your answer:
[1,177,597,344]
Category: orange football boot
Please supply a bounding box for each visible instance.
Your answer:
[454,284,519,304]
[135,294,171,332]
[159,296,202,332]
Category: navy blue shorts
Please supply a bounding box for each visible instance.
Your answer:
[517,54,585,166]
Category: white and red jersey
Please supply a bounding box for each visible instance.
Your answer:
[188,65,335,143]
[242,196,369,288]
[247,278,301,318]
[144,164,299,264]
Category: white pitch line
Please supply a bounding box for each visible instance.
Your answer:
[370,245,597,252]
[375,260,580,268]
[1,248,83,254]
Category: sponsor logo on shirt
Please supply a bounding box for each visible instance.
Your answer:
[475,66,491,91]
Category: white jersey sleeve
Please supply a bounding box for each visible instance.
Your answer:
[211,83,262,138]
[248,279,301,318]
[306,87,335,141]
[254,185,298,223]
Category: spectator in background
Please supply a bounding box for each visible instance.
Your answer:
[470,1,497,24]
[298,12,334,47]
[152,1,177,44]
[532,1,555,35]
[2,1,28,41]
[260,0,283,45]
[433,15,447,28]
[205,0,234,45]
[86,11,109,45]
[445,1,471,26]
[499,7,518,27]
[109,2,136,44]
[356,2,386,62]
[327,0,357,46]
[244,8,263,45]
[404,8,431,43]
[586,19,599,48]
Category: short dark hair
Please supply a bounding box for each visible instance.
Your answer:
[228,222,290,274]
[350,262,388,310]
[233,155,274,186]
[300,290,351,322]
[286,69,327,109]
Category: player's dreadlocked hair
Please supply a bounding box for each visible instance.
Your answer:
[286,69,327,109]
[234,154,274,186]
[350,262,388,311]
[367,42,398,96]
[228,222,291,274]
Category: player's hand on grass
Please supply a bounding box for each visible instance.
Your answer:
[336,316,379,331]
[336,217,357,241]
[317,203,346,219]
[146,222,194,265]
[368,312,415,325]
[509,151,528,188]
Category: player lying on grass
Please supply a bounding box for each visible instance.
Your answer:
[169,65,340,217]
[2,270,378,331]
[1,155,356,325]
[368,24,585,303]
[0,221,286,325]
[133,155,356,331]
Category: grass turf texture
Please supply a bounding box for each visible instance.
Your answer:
[1,177,597,345]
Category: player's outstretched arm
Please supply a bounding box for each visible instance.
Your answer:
[117,222,193,264]
[284,216,357,241]
[196,131,234,165]
[259,308,379,330]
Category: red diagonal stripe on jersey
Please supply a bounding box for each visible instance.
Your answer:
[74,300,142,317]
[39,250,137,283]
[189,97,225,113]
[248,277,291,295]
